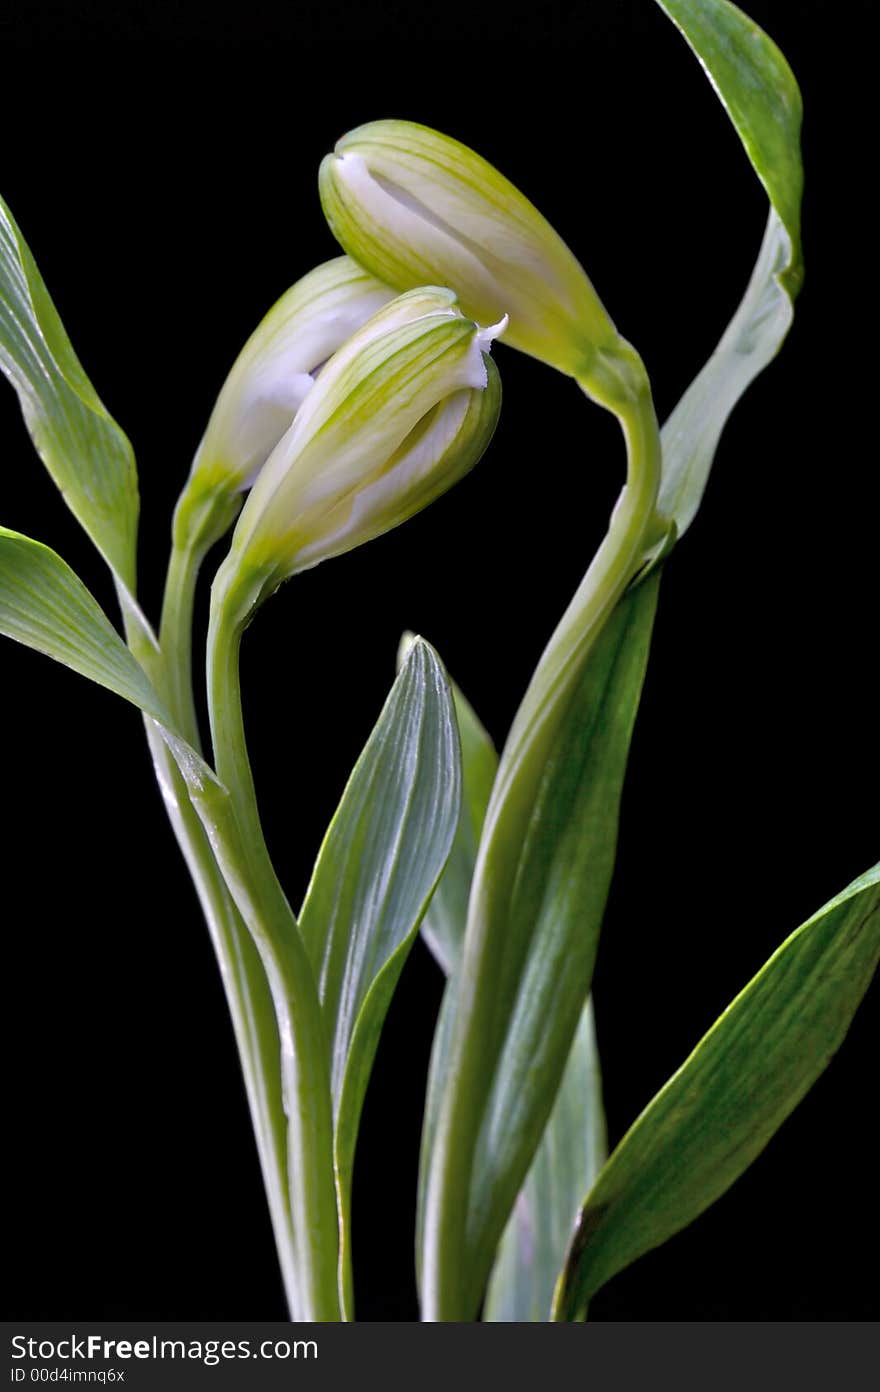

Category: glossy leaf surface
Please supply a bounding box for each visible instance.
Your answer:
[299,637,460,1316]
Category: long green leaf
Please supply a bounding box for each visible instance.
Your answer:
[413,664,498,1289]
[434,576,659,1317]
[411,656,610,1322]
[0,195,140,597]
[298,637,460,1318]
[553,864,880,1320]
[420,0,805,1320]
[0,524,218,801]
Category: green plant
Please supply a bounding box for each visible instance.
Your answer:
[1,0,876,1322]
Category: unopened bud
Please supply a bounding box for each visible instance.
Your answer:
[212,287,504,627]
[175,257,395,550]
[319,120,620,380]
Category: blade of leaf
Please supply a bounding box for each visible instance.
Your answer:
[440,575,659,1317]
[553,864,880,1321]
[0,523,219,803]
[1,195,140,597]
[484,999,606,1322]
[421,0,806,1319]
[655,0,802,291]
[652,0,804,541]
[0,525,165,722]
[412,659,498,1290]
[409,654,498,978]
[298,636,460,1318]
[409,653,609,1322]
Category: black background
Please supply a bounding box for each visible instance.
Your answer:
[2,2,877,1322]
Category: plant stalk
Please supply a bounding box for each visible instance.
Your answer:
[422,355,664,1320]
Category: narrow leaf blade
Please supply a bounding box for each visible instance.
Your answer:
[418,665,498,977]
[298,637,460,1315]
[653,0,804,539]
[0,194,139,591]
[0,525,164,721]
[553,865,880,1320]
[654,0,803,288]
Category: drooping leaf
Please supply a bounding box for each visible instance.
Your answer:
[0,525,165,721]
[653,0,804,541]
[420,0,805,1320]
[553,865,880,1320]
[298,637,460,1317]
[484,1000,606,1322]
[0,524,220,804]
[0,195,140,596]
[655,0,802,291]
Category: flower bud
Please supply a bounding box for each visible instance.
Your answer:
[175,256,395,549]
[212,287,503,625]
[319,120,620,379]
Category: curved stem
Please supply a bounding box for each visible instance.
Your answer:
[206,602,340,1321]
[422,354,664,1320]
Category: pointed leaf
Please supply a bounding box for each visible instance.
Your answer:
[553,865,880,1320]
[0,194,139,593]
[298,637,460,1315]
[411,659,608,1323]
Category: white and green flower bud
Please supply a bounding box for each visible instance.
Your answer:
[212,287,503,629]
[174,256,395,552]
[319,120,628,385]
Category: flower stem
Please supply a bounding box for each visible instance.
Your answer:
[205,598,340,1321]
[422,344,665,1320]
[119,559,303,1315]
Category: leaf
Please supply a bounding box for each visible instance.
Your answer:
[0,525,165,722]
[424,575,660,1318]
[0,523,220,805]
[412,659,497,1291]
[420,0,806,1320]
[484,1000,606,1322]
[553,865,880,1320]
[0,194,139,595]
[298,636,460,1317]
[655,0,802,290]
[410,655,608,1323]
[653,0,804,540]
[412,650,498,977]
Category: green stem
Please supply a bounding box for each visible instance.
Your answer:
[159,536,205,748]
[118,575,301,1317]
[206,597,340,1321]
[421,348,664,1321]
